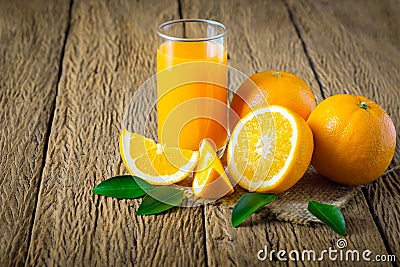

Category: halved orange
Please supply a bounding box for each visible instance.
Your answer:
[227,105,313,193]
[119,129,199,185]
[193,139,234,198]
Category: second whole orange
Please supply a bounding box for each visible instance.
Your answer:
[307,94,396,185]
[230,71,316,130]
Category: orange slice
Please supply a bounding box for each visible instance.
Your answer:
[193,139,234,198]
[227,106,313,193]
[119,129,199,185]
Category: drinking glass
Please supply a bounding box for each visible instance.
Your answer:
[156,19,228,153]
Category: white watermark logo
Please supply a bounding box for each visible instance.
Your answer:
[123,62,271,207]
[257,238,396,263]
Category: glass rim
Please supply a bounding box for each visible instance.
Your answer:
[157,19,227,42]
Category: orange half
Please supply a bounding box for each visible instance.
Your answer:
[227,106,313,193]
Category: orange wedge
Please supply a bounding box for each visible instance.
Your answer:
[227,106,313,193]
[193,139,234,198]
[119,129,199,185]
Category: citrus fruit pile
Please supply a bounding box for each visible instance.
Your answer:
[120,70,396,198]
[228,71,396,189]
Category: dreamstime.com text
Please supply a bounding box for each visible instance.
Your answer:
[257,239,396,263]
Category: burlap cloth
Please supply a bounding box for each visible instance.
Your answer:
[176,154,360,225]
[221,167,359,224]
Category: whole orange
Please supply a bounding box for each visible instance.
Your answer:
[230,71,316,129]
[307,94,396,185]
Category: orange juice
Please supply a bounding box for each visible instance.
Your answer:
[157,41,228,151]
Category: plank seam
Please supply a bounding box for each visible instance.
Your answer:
[202,206,209,267]
[24,0,74,265]
[177,0,186,37]
[361,187,396,267]
[177,0,183,19]
[282,0,326,100]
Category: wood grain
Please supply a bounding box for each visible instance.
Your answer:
[26,0,206,265]
[181,0,393,266]
[2,0,399,266]
[287,0,400,261]
[0,0,70,265]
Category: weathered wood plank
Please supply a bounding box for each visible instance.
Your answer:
[26,0,206,266]
[287,0,400,262]
[0,0,70,265]
[204,193,390,266]
[181,0,392,265]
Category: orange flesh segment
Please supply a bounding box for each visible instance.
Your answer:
[120,129,199,185]
[193,139,233,198]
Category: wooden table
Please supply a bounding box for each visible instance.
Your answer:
[1,0,399,266]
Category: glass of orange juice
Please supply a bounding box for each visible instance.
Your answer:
[157,19,228,153]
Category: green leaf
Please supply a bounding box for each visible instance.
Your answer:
[136,186,184,215]
[307,198,346,236]
[232,193,276,227]
[92,175,153,199]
